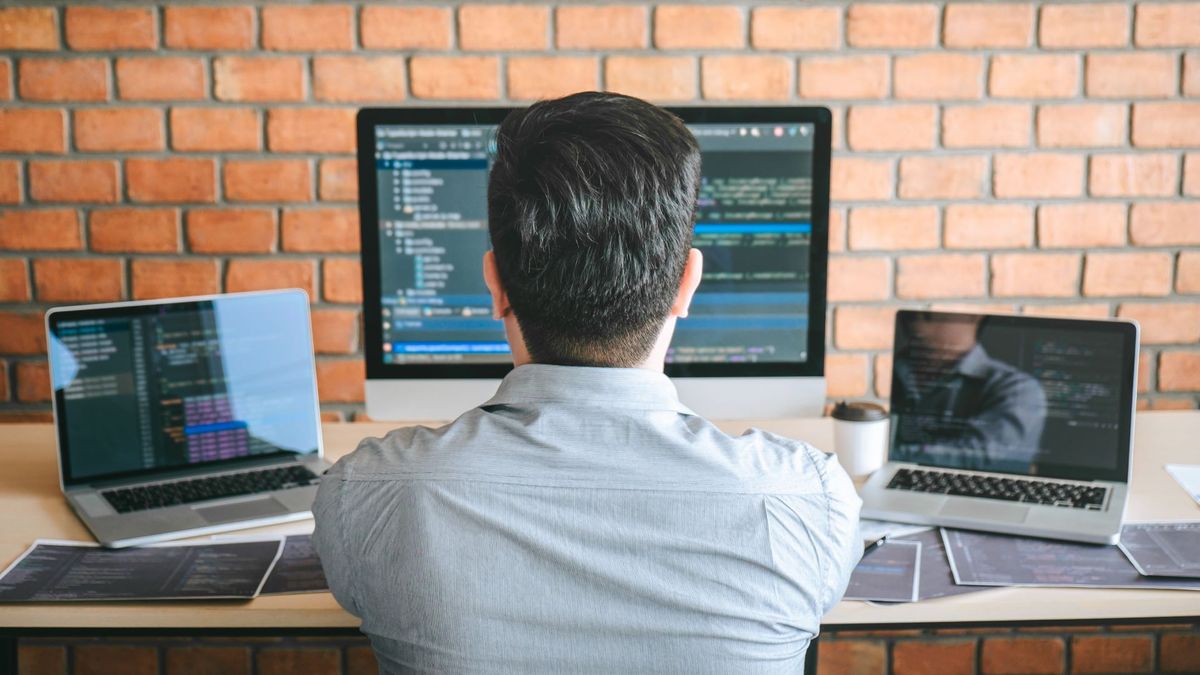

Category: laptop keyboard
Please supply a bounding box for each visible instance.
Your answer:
[886,468,1107,510]
[102,465,319,514]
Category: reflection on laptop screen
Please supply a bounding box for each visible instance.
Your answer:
[50,292,319,483]
[890,312,1132,478]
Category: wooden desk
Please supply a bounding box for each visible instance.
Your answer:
[1,412,1198,636]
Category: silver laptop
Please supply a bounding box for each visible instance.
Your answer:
[861,310,1139,545]
[46,289,331,548]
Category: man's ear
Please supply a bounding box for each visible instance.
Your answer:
[670,248,703,318]
[482,251,512,320]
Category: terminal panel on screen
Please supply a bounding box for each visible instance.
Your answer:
[373,122,817,367]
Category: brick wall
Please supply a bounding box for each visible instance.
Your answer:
[1,2,1199,420]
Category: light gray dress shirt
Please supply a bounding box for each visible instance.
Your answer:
[313,364,862,675]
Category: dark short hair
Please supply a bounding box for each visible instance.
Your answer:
[487,92,702,367]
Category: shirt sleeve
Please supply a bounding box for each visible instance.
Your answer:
[812,447,863,614]
[311,456,362,617]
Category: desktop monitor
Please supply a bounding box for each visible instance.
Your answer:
[356,106,831,421]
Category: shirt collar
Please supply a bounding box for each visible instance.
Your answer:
[953,344,992,379]
[482,364,695,415]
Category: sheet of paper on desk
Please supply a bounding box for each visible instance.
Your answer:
[1165,465,1200,506]
[1118,523,1200,579]
[844,539,920,603]
[259,534,329,595]
[897,529,991,601]
[943,529,1200,591]
[0,539,283,602]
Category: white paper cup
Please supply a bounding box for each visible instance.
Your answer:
[831,401,889,478]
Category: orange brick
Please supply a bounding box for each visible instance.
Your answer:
[0,60,10,101]
[1071,635,1153,674]
[1136,3,1200,47]
[360,7,451,50]
[702,56,790,101]
[874,355,894,399]
[990,54,1079,98]
[262,5,353,51]
[0,312,46,355]
[899,156,986,199]
[319,159,357,202]
[981,637,1064,675]
[281,208,359,253]
[130,259,218,300]
[1133,103,1200,148]
[1148,398,1198,410]
[993,153,1084,198]
[828,257,890,302]
[1180,252,1200,294]
[992,254,1079,298]
[1036,103,1126,148]
[127,158,215,204]
[0,161,16,204]
[226,259,315,296]
[750,7,839,50]
[459,4,548,51]
[1118,303,1200,344]
[323,258,361,303]
[409,56,499,100]
[315,360,365,403]
[945,204,1033,249]
[654,5,743,49]
[831,158,893,202]
[314,56,406,103]
[848,105,935,151]
[90,209,178,253]
[556,5,646,50]
[508,57,597,101]
[826,353,869,398]
[0,210,80,251]
[605,56,695,102]
[1161,633,1200,673]
[835,306,897,350]
[1186,154,1200,197]
[1086,53,1176,98]
[115,57,205,101]
[897,254,986,299]
[848,206,937,251]
[170,107,260,152]
[0,109,63,153]
[19,58,107,102]
[312,308,359,354]
[1130,203,1200,245]
[164,647,250,675]
[1185,52,1200,96]
[187,209,276,254]
[799,55,888,100]
[1092,155,1177,197]
[34,258,123,303]
[16,361,49,403]
[1084,252,1173,297]
[29,160,118,204]
[1039,4,1128,48]
[847,3,937,48]
[224,160,312,203]
[1024,303,1112,319]
[345,646,377,675]
[65,7,155,50]
[944,3,1034,48]
[1160,352,1200,392]
[214,57,306,103]
[268,108,356,154]
[0,8,58,50]
[828,209,846,252]
[75,108,163,152]
[894,54,983,100]
[0,259,29,302]
[164,7,255,50]
[942,104,1030,148]
[894,641,977,675]
[1037,204,1127,248]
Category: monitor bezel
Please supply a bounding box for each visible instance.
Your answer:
[888,310,1139,484]
[356,105,832,381]
[46,289,323,487]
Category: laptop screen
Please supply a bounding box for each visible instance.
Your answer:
[49,291,321,486]
[889,311,1138,483]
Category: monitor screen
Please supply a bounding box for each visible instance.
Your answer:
[889,311,1137,483]
[358,107,830,380]
[49,291,321,485]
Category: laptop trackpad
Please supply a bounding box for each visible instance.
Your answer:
[939,500,1030,523]
[195,497,288,524]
